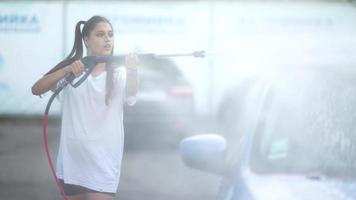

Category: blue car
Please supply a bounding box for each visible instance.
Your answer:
[180,66,356,200]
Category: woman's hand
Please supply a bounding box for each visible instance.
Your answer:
[125,53,139,70]
[65,60,85,77]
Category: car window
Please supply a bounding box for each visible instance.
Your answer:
[250,68,356,180]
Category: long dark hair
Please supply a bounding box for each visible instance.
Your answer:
[46,16,116,106]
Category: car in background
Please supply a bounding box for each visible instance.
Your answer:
[180,66,356,199]
[124,56,195,150]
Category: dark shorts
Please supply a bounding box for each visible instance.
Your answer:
[59,179,116,197]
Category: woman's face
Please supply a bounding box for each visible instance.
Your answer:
[85,22,114,56]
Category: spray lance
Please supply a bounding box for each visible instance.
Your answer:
[42,50,205,200]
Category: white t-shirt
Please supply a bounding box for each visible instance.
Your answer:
[56,67,136,193]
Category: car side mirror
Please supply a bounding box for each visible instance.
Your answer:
[179,134,227,175]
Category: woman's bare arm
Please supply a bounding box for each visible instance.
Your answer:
[31,60,85,96]
[124,53,139,97]
[126,68,139,97]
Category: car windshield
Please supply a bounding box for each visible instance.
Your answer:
[250,67,356,180]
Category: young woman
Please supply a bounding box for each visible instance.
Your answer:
[31,16,139,200]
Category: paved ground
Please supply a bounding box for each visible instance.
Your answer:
[0,117,219,200]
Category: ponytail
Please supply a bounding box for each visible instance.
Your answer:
[45,21,86,75]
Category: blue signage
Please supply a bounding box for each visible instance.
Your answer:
[0,14,40,32]
[0,53,9,91]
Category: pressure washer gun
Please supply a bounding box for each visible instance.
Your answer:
[46,50,204,113]
[65,50,205,88]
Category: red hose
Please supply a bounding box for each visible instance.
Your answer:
[43,114,69,200]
